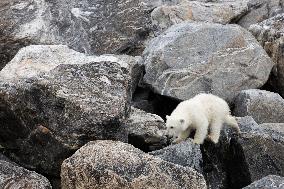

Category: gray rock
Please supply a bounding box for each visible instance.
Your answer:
[249,14,284,96]
[0,154,51,189]
[227,116,284,188]
[242,175,284,189]
[142,22,273,102]
[237,0,284,28]
[151,1,248,34]
[260,123,284,135]
[0,0,159,70]
[0,45,135,176]
[233,89,284,124]
[149,139,203,173]
[126,107,167,151]
[61,140,207,189]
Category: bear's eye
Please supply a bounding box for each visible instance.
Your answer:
[170,126,174,129]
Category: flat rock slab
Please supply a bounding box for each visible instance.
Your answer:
[0,154,51,189]
[0,0,158,70]
[149,139,202,173]
[143,22,273,102]
[61,140,207,189]
[249,13,284,96]
[152,0,248,33]
[242,175,284,189]
[233,89,284,124]
[0,45,135,176]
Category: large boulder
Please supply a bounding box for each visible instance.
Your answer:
[233,89,284,124]
[242,175,284,189]
[125,107,167,152]
[142,22,273,102]
[249,14,284,96]
[149,139,203,173]
[61,140,207,189]
[0,45,136,176]
[152,0,248,33]
[237,0,284,28]
[0,154,51,189]
[0,0,159,70]
[227,117,284,188]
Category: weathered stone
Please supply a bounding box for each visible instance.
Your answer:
[0,45,134,176]
[126,107,167,152]
[0,0,159,70]
[200,116,259,189]
[249,14,284,96]
[242,175,284,189]
[227,116,284,188]
[152,1,248,33]
[233,89,284,124]
[260,123,284,135]
[149,139,203,173]
[237,0,284,28]
[61,140,207,189]
[0,154,51,189]
[142,22,273,102]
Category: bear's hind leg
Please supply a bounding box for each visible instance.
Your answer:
[208,119,223,144]
[193,120,208,144]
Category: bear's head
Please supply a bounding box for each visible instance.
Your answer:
[165,115,190,139]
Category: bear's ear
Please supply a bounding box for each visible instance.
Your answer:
[180,119,185,124]
[166,115,170,120]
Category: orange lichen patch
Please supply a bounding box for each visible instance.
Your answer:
[37,125,51,134]
[225,35,246,49]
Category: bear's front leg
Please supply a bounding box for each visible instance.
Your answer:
[193,120,208,144]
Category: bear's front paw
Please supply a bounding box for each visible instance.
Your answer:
[207,135,219,144]
[172,138,183,144]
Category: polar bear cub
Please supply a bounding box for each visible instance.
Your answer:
[165,93,239,144]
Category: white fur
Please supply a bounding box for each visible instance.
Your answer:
[165,93,239,144]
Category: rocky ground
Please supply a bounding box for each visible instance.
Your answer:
[0,0,283,189]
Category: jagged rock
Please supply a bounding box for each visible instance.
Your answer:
[125,107,167,152]
[227,117,284,188]
[142,22,273,102]
[0,0,159,70]
[61,140,207,189]
[0,154,51,189]
[152,1,248,33]
[0,45,136,176]
[237,0,284,28]
[149,139,203,173]
[233,89,284,124]
[242,175,284,189]
[200,116,259,189]
[249,14,284,96]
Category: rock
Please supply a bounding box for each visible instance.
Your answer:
[125,107,167,152]
[149,139,203,173]
[260,123,284,135]
[227,116,284,188]
[61,140,207,189]
[201,116,259,189]
[151,1,248,33]
[237,0,284,28]
[0,154,51,189]
[142,22,273,102]
[242,175,284,189]
[0,45,135,176]
[0,0,158,70]
[249,14,284,96]
[233,89,284,124]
